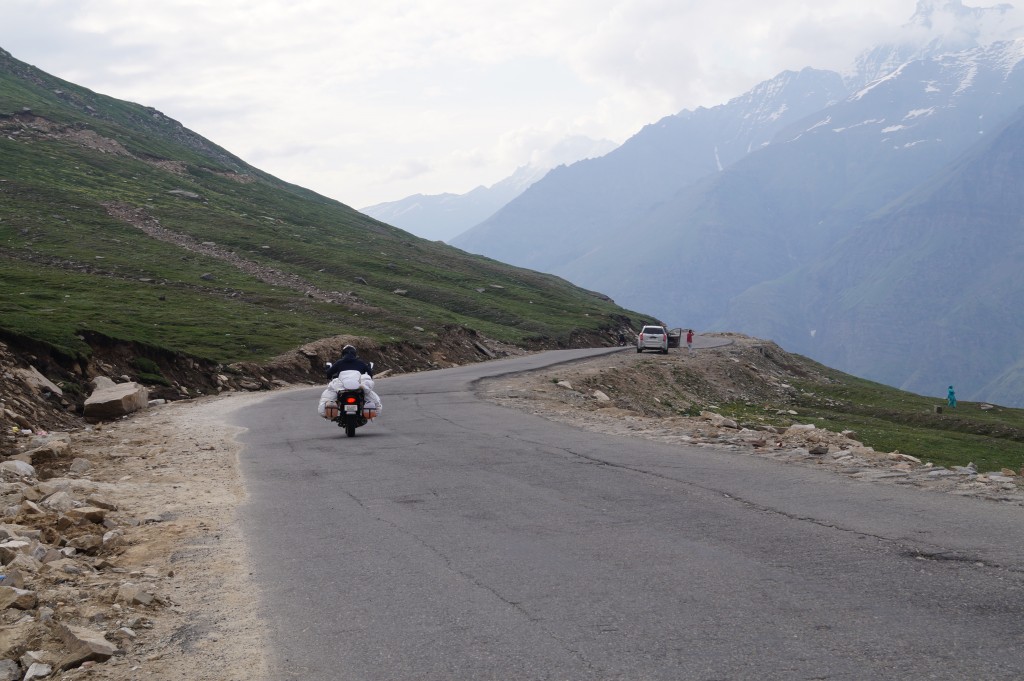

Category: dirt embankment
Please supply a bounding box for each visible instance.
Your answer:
[477,334,1024,504]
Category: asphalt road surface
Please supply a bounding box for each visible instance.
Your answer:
[236,348,1024,680]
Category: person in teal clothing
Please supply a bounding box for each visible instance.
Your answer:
[947,385,957,409]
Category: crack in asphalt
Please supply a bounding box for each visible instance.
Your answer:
[339,488,605,671]
[540,442,1016,573]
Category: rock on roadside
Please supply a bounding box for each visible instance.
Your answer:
[83,378,149,422]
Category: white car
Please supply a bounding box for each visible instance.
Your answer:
[637,325,669,353]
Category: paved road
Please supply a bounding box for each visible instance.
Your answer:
[235,348,1024,680]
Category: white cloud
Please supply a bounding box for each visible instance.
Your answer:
[1,0,979,207]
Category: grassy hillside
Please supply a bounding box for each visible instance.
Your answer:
[0,47,645,369]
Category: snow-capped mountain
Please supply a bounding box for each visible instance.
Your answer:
[449,7,1024,406]
[451,67,848,273]
[850,0,1022,87]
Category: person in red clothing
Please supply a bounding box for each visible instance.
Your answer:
[686,329,694,354]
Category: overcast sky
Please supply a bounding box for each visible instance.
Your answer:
[0,0,946,207]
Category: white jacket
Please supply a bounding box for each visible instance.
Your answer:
[318,371,382,417]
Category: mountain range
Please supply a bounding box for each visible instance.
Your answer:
[450,1,1024,407]
[360,165,549,243]
[361,137,616,242]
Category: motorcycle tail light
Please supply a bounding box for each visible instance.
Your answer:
[345,396,357,404]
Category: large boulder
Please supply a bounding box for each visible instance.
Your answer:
[83,379,148,421]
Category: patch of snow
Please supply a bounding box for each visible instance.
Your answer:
[768,104,789,122]
[807,116,832,131]
[993,37,1024,77]
[853,63,909,101]
[954,60,979,95]
[905,108,935,120]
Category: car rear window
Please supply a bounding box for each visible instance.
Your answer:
[641,327,665,334]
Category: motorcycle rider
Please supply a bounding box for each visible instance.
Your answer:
[326,344,374,379]
[319,344,382,418]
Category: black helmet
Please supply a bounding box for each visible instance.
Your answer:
[342,344,356,356]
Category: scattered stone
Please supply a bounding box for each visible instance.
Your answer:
[0,539,32,563]
[0,460,36,478]
[0,585,37,609]
[58,623,118,670]
[102,529,124,548]
[13,365,63,397]
[23,663,52,681]
[65,506,107,524]
[41,490,77,512]
[166,189,202,200]
[19,499,44,515]
[67,534,103,554]
[117,582,155,606]
[473,341,497,359]
[23,438,71,464]
[701,411,738,429]
[889,452,922,464]
[0,565,24,585]
[86,494,118,511]
[0,659,19,681]
[68,457,93,474]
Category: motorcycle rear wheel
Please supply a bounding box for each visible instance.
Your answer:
[345,420,356,437]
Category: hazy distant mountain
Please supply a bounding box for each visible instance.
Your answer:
[452,67,848,272]
[361,165,548,242]
[448,2,1024,406]
[362,137,616,242]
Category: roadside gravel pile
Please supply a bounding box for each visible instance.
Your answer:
[477,334,1024,506]
[1,389,272,680]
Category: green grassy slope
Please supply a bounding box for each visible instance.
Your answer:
[0,48,645,364]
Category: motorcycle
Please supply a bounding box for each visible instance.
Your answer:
[321,362,378,437]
